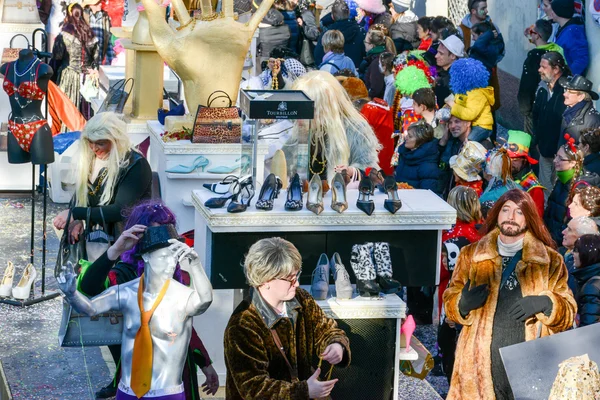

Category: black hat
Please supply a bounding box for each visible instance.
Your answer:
[551,0,574,19]
[561,75,599,101]
[136,224,184,256]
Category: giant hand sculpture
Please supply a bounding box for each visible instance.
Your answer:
[140,0,275,112]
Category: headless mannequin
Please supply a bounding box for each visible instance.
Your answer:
[0,49,55,165]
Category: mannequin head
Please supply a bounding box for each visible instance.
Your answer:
[76,112,133,207]
[569,186,600,218]
[142,246,177,280]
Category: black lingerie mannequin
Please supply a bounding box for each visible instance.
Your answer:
[0,49,55,165]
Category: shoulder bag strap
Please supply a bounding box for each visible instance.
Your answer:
[270,329,299,381]
[500,249,523,289]
[85,207,92,238]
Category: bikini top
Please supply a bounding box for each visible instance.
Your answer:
[3,62,46,101]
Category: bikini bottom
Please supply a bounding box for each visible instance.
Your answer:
[8,119,49,152]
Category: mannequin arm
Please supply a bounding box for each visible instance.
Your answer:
[57,264,121,315]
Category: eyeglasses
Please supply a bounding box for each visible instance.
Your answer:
[554,155,570,162]
[279,270,302,285]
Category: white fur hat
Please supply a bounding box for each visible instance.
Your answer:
[355,0,387,14]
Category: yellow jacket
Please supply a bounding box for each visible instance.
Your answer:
[451,86,495,130]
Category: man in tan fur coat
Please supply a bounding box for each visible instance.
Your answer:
[444,189,576,399]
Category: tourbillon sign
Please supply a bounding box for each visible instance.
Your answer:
[240,90,314,120]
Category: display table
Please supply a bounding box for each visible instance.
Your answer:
[193,286,414,399]
[192,187,456,288]
[148,120,270,233]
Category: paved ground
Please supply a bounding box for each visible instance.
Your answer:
[0,194,445,399]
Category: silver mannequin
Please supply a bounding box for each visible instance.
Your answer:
[57,240,213,394]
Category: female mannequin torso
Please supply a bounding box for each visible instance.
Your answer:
[0,49,55,164]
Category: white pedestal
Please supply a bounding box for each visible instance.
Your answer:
[148,120,269,233]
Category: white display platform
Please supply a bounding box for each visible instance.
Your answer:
[148,120,269,233]
[98,65,179,94]
[193,287,410,392]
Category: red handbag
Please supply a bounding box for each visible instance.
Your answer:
[192,91,242,144]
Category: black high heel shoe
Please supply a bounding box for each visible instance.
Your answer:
[228,178,255,213]
[383,176,402,214]
[255,173,282,211]
[204,176,250,208]
[356,177,375,216]
[285,173,303,211]
[203,175,241,195]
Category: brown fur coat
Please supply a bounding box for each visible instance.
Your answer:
[443,229,576,400]
[224,288,350,400]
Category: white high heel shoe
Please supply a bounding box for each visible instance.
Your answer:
[0,261,14,297]
[12,264,37,300]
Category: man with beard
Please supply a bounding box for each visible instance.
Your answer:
[443,189,575,400]
[532,51,570,196]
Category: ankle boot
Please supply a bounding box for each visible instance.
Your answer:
[350,243,380,297]
[311,254,330,300]
[330,252,353,299]
[373,242,401,294]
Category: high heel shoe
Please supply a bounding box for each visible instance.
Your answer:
[350,243,380,297]
[166,156,209,173]
[331,173,348,213]
[255,174,282,211]
[400,315,416,352]
[285,173,303,211]
[306,174,324,215]
[207,155,250,174]
[330,253,353,299]
[12,263,37,300]
[227,178,255,213]
[0,261,14,297]
[383,176,402,214]
[373,242,401,294]
[356,177,375,216]
[369,168,386,193]
[202,175,241,195]
[311,254,330,300]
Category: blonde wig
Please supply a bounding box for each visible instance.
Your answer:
[291,71,381,180]
[243,237,302,287]
[75,112,133,207]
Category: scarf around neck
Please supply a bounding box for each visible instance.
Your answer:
[563,100,588,125]
[557,169,575,184]
[497,236,524,257]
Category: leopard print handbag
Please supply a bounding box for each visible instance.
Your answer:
[192,90,242,144]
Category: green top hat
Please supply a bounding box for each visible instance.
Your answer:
[506,130,538,165]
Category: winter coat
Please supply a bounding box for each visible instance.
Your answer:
[544,178,571,246]
[435,67,451,109]
[459,15,504,62]
[299,9,319,41]
[362,47,386,99]
[314,19,366,69]
[394,139,443,195]
[444,229,576,400]
[572,262,600,327]
[319,53,357,75]
[532,80,567,157]
[389,10,420,50]
[469,31,505,71]
[559,101,600,146]
[555,17,589,76]
[517,43,564,118]
[224,288,351,400]
[583,153,600,176]
[361,99,395,175]
[451,87,495,130]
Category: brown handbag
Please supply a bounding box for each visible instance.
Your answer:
[192,91,242,144]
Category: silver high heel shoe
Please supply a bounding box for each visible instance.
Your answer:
[12,263,37,300]
[331,173,348,213]
[0,261,14,298]
[306,174,324,215]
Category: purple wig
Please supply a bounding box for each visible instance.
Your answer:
[120,200,183,282]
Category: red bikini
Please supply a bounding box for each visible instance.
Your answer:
[3,61,49,152]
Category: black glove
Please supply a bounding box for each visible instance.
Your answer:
[458,279,490,318]
[508,295,553,322]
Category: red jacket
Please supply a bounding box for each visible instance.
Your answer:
[361,98,396,176]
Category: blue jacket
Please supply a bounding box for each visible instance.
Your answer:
[469,31,505,71]
[543,179,570,247]
[314,19,366,69]
[555,17,589,76]
[319,53,358,75]
[394,139,443,195]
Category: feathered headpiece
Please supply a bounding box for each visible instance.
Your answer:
[449,58,490,95]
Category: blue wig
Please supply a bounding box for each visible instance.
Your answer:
[449,58,490,95]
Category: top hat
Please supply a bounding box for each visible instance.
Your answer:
[450,141,487,182]
[560,75,599,101]
[506,130,538,164]
[136,224,184,256]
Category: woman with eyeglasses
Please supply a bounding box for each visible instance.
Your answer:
[572,234,600,327]
[224,237,350,400]
[53,112,152,255]
[543,140,583,246]
[359,25,397,99]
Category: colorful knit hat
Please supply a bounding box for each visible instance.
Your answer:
[506,130,538,165]
[449,58,490,95]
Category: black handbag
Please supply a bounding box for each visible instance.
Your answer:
[85,207,113,263]
[54,207,86,278]
[98,78,134,114]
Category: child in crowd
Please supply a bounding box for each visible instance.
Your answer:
[319,30,358,76]
[412,87,448,139]
[380,52,396,106]
[469,21,506,73]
